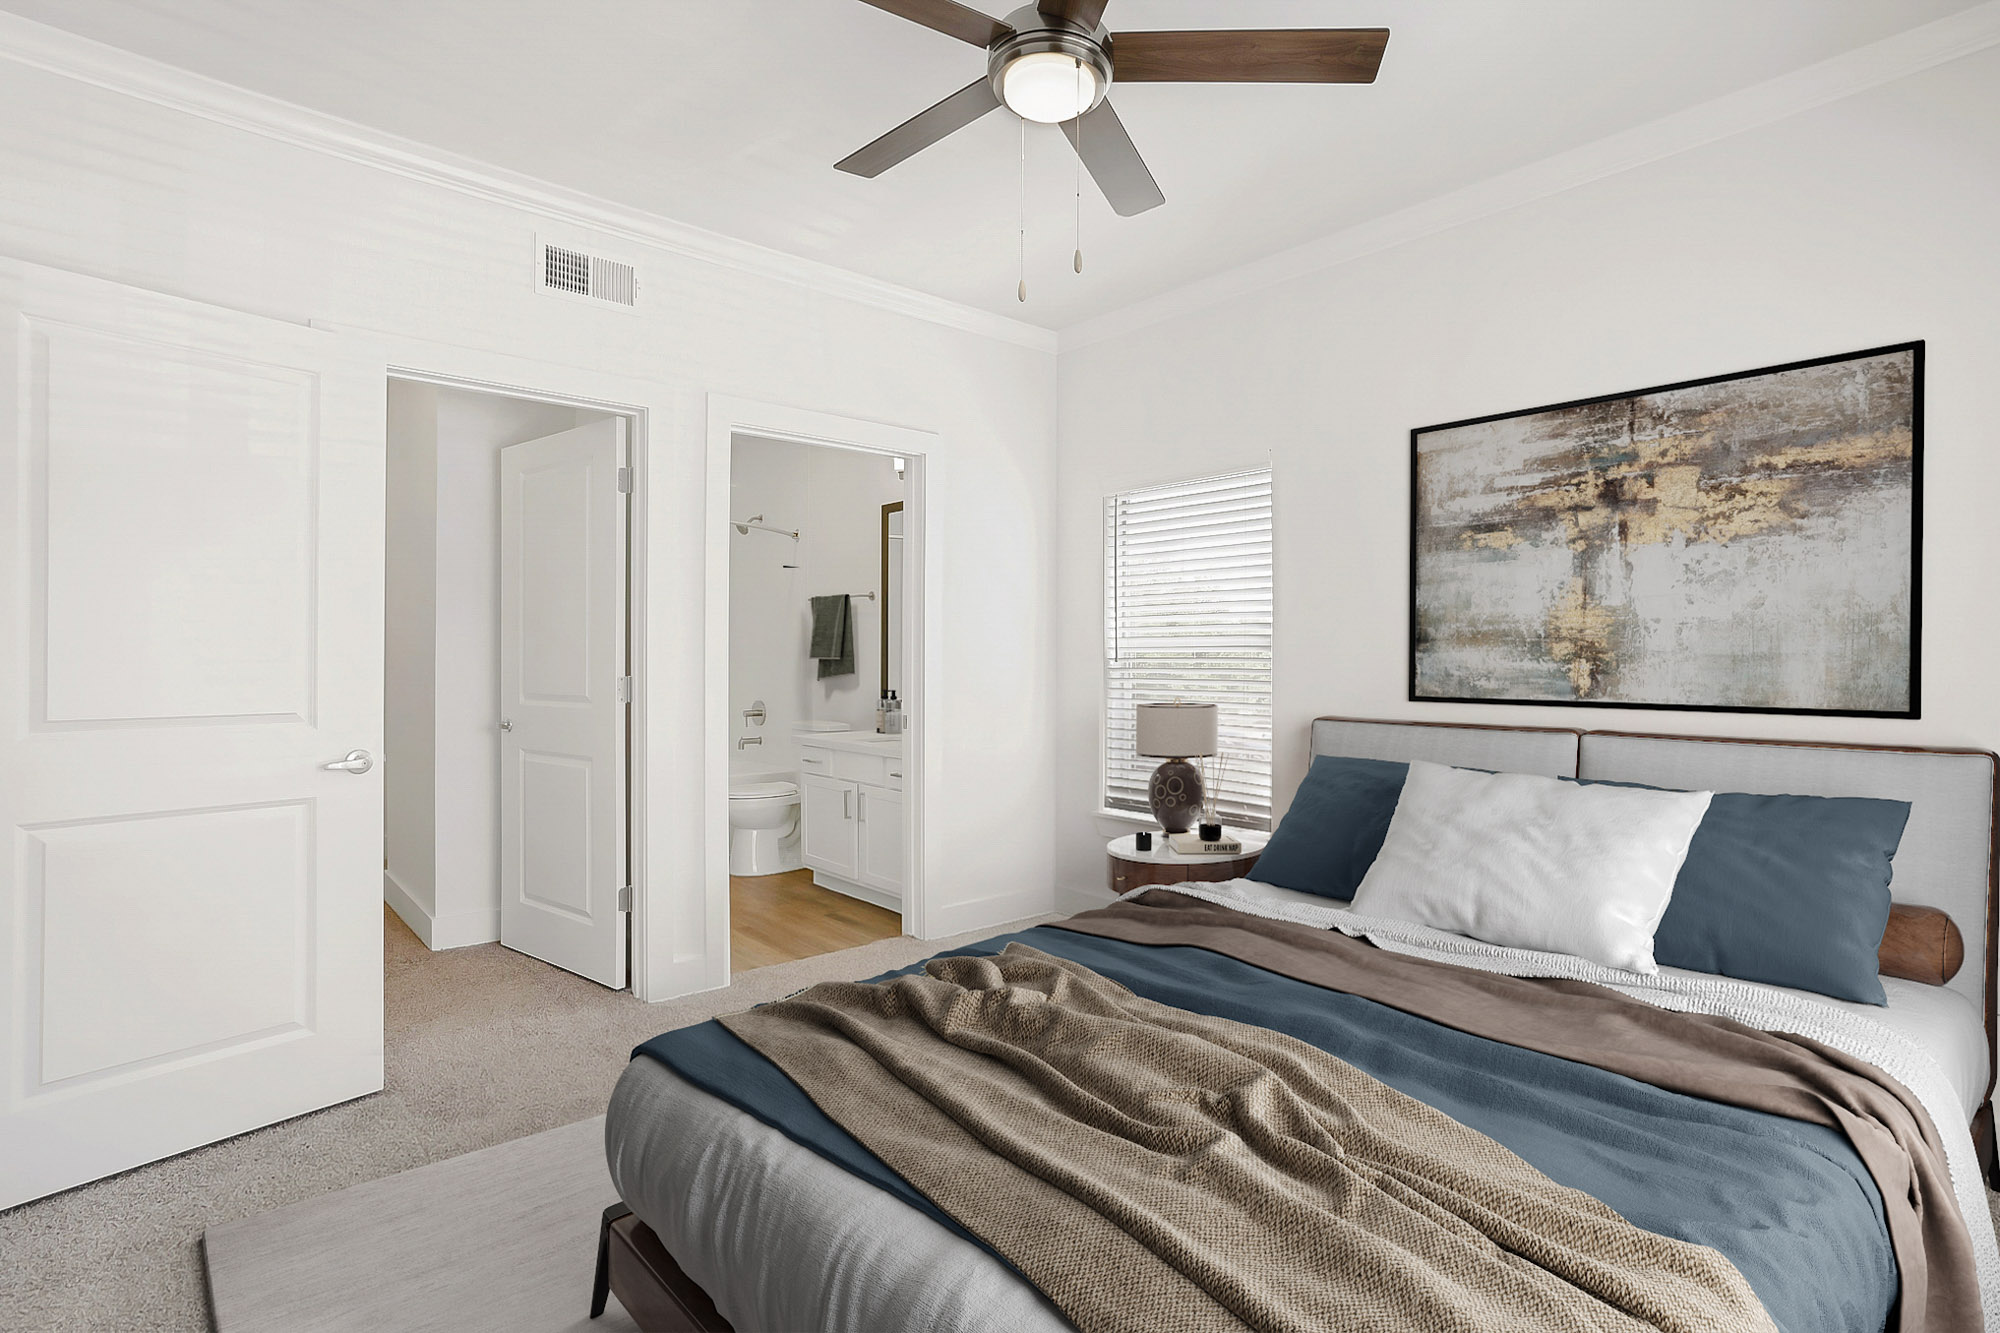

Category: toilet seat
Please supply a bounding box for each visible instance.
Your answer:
[729,780,798,801]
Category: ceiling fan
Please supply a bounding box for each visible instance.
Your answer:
[836,1,1389,216]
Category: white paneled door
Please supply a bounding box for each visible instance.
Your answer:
[499,421,628,988]
[0,262,385,1208]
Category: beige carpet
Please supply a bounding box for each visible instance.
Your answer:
[0,906,1051,1333]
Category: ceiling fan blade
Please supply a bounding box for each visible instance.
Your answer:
[859,0,1011,47]
[1111,29,1390,83]
[1059,99,1163,217]
[836,78,1004,177]
[1040,0,1110,31]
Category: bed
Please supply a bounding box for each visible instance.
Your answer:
[596,718,2000,1332]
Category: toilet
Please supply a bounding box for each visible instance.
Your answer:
[727,777,802,876]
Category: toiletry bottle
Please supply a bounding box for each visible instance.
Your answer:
[875,692,887,734]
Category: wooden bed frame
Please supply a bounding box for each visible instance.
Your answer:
[592,1203,733,1332]
[588,716,2000,1329]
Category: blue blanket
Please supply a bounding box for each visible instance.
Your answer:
[634,924,1895,1333]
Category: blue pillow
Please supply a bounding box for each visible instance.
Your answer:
[1643,788,1909,1006]
[1247,755,1408,900]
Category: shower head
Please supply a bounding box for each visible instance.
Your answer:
[729,515,799,540]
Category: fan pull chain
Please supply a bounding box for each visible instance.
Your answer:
[1072,56,1088,272]
[1017,118,1028,303]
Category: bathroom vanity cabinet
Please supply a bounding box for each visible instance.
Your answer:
[797,737,904,911]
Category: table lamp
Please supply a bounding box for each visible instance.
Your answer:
[1135,702,1217,834]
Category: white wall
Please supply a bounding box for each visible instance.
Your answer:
[1054,48,2000,907]
[384,379,438,926]
[728,436,811,775]
[0,40,1060,992]
[803,445,906,732]
[730,438,907,772]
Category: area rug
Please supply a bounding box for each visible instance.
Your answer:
[204,1116,629,1333]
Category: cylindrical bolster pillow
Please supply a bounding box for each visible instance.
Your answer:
[1879,903,1965,985]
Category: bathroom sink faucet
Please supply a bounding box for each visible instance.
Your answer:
[736,735,763,750]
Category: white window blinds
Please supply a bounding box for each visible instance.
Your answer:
[1104,468,1274,830]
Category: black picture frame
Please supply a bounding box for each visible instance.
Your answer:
[1408,341,1923,719]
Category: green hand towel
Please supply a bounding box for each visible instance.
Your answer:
[810,594,855,679]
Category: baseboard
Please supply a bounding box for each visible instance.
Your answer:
[1053,884,1110,918]
[810,870,901,914]
[430,907,501,951]
[920,885,1059,939]
[383,871,436,949]
[384,873,499,951]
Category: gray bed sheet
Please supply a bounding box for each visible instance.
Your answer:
[605,1055,1068,1333]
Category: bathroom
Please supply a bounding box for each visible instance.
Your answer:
[728,434,910,968]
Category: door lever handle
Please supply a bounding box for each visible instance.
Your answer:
[499,718,513,732]
[322,749,374,774]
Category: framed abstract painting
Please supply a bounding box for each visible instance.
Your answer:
[1409,342,1921,718]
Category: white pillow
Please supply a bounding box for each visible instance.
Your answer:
[1348,761,1712,973]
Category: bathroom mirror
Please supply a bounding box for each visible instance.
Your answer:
[881,502,903,697]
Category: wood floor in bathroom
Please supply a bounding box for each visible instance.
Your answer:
[730,868,904,971]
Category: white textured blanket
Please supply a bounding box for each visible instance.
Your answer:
[1125,879,2000,1325]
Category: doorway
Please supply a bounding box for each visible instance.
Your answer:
[384,378,634,989]
[725,434,918,971]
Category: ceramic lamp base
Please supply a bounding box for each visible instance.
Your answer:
[1148,758,1205,834]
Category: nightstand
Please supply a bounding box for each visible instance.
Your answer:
[1106,830,1268,894]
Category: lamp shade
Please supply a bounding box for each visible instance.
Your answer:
[1135,702,1218,758]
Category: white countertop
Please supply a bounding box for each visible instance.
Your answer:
[796,731,904,757]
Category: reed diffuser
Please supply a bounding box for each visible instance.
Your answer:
[1199,751,1229,841]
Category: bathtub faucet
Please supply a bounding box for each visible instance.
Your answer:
[736,735,763,750]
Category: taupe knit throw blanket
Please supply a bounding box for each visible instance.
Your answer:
[723,943,1778,1333]
[1059,891,1975,1333]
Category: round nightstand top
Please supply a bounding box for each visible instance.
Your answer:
[1107,829,1269,866]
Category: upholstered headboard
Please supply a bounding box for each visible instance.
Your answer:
[1309,717,1580,779]
[1309,717,1999,1110]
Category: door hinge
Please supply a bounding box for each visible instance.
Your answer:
[618,884,633,912]
[616,675,632,703]
[616,466,633,494]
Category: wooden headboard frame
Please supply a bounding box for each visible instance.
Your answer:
[1310,715,2000,1173]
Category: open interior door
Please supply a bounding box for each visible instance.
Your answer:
[498,420,628,988]
[0,261,385,1208]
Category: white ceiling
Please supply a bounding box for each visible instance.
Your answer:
[1,0,1978,329]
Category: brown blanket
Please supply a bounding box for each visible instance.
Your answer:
[1057,891,1977,1332]
[726,943,1781,1333]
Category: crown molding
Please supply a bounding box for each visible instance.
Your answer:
[8,4,1995,362]
[1058,0,2000,353]
[0,11,1060,355]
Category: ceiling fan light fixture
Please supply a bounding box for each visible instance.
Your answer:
[1000,50,1100,123]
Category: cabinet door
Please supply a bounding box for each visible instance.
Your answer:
[856,783,905,897]
[800,772,858,880]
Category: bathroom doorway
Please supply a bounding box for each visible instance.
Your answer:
[726,434,916,970]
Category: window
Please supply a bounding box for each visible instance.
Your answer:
[1103,468,1274,830]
